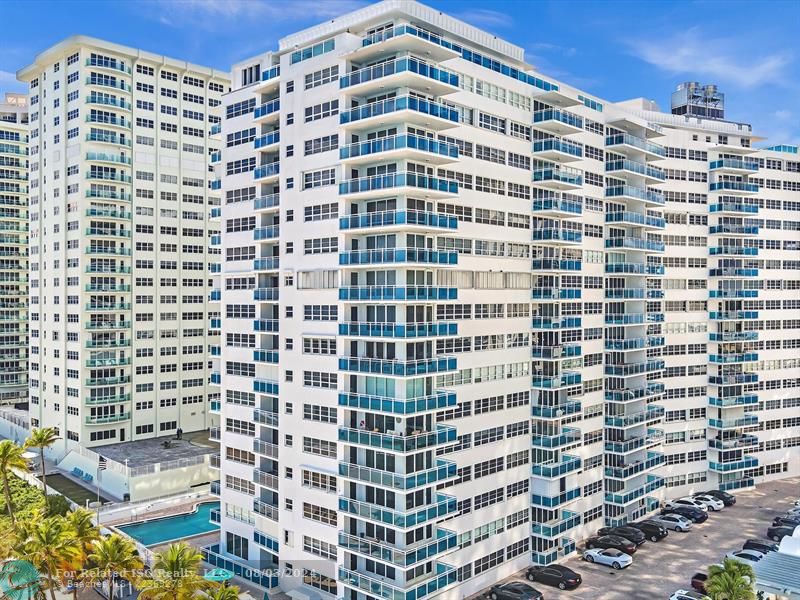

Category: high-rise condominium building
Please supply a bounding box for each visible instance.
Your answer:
[17,37,228,454]
[213,0,799,596]
[0,93,29,406]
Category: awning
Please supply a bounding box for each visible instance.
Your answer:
[754,551,800,599]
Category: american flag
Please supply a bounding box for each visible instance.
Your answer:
[98,456,107,472]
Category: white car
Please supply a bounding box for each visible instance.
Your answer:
[582,548,633,569]
[692,494,725,511]
[665,497,709,512]
[650,513,693,532]
[725,549,765,566]
[670,591,710,600]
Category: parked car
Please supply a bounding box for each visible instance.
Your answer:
[584,534,637,554]
[583,548,633,569]
[650,513,693,532]
[525,565,582,590]
[785,506,800,516]
[665,505,708,523]
[767,525,797,542]
[665,497,709,512]
[725,549,765,566]
[703,490,736,506]
[489,582,543,600]
[692,494,725,511]
[690,572,708,593]
[742,539,779,554]
[670,591,710,600]
[596,526,647,546]
[772,514,800,528]
[628,520,669,542]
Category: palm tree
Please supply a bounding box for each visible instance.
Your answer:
[24,427,60,496]
[87,534,143,600]
[65,508,100,599]
[18,515,81,600]
[137,542,209,600]
[0,439,28,523]
[204,584,241,600]
[707,558,756,600]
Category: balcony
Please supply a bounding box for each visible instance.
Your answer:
[605,159,665,183]
[708,435,759,451]
[709,311,759,321]
[254,225,279,240]
[709,352,759,364]
[340,56,459,96]
[338,356,456,376]
[85,208,131,220]
[254,193,280,212]
[605,262,665,275]
[86,189,131,201]
[85,133,131,148]
[253,499,278,522]
[86,247,131,256]
[339,247,457,266]
[708,394,758,408]
[253,319,279,332]
[253,162,280,181]
[710,158,759,174]
[708,289,758,298]
[85,265,131,274]
[85,283,130,293]
[604,314,644,326]
[709,224,759,236]
[709,457,759,472]
[532,372,582,389]
[531,538,577,566]
[338,459,456,490]
[253,350,279,363]
[340,95,459,129]
[339,563,456,600]
[708,415,758,430]
[86,357,131,368]
[605,452,665,480]
[87,57,130,74]
[604,237,665,252]
[710,203,759,215]
[719,478,754,491]
[338,424,456,453]
[532,426,582,449]
[85,413,130,425]
[338,391,456,416]
[86,227,131,239]
[709,246,758,257]
[339,172,458,199]
[531,316,581,330]
[339,134,458,165]
[605,211,665,229]
[531,454,581,478]
[254,468,279,490]
[531,345,582,360]
[532,510,581,539]
[531,258,581,272]
[532,138,583,162]
[709,373,758,385]
[710,181,759,195]
[531,196,582,217]
[532,165,583,190]
[254,131,280,150]
[355,24,462,62]
[532,288,581,301]
[604,359,665,377]
[340,209,457,231]
[86,115,130,130]
[606,185,665,207]
[532,108,583,135]
[605,133,665,159]
[85,393,131,406]
[605,475,664,505]
[531,487,581,508]
[338,527,456,567]
[604,336,664,351]
[338,286,457,301]
[253,439,279,459]
[339,321,457,339]
[254,257,279,270]
[338,493,457,528]
[253,99,280,122]
[709,268,759,278]
[85,337,130,348]
[604,406,665,428]
[85,77,129,91]
[532,228,582,244]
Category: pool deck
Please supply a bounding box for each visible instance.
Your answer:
[104,495,215,526]
[94,431,218,467]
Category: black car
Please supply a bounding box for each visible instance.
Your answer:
[584,534,637,554]
[772,514,800,528]
[489,582,543,600]
[663,505,708,523]
[703,489,736,506]
[628,520,669,542]
[596,526,647,546]
[767,525,796,542]
[743,539,780,554]
[526,565,582,590]
[691,572,708,593]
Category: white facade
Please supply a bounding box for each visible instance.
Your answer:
[0,93,29,406]
[17,37,228,456]
[214,0,800,596]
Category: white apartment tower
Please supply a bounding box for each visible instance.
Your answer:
[214,0,799,596]
[17,37,227,452]
[0,93,29,406]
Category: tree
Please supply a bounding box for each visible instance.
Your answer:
[24,428,60,496]
[137,542,209,600]
[17,515,80,600]
[204,584,241,600]
[707,558,756,600]
[45,494,72,517]
[0,440,29,523]
[87,534,143,600]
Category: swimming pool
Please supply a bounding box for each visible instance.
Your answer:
[117,501,219,546]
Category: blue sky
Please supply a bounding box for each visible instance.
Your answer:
[1,0,797,145]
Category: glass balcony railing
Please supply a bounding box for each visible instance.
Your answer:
[533,137,583,158]
[532,228,582,243]
[340,94,459,125]
[605,211,665,228]
[253,350,279,363]
[708,435,758,450]
[709,353,758,364]
[532,372,582,389]
[604,406,665,429]
[531,259,582,271]
[604,336,664,351]
[709,311,759,320]
[604,475,664,505]
[253,99,280,119]
[532,165,583,186]
[709,415,758,429]
[532,426,581,449]
[340,134,458,161]
[604,360,664,377]
[86,58,130,74]
[253,257,279,270]
[605,383,665,402]
[709,457,759,472]
[532,487,581,508]
[531,345,582,360]
[604,262,665,275]
[532,288,582,300]
[708,394,758,408]
[604,237,665,252]
[254,193,280,210]
[340,56,459,89]
[85,412,130,425]
[338,424,456,453]
[254,162,280,179]
[532,510,582,538]
[253,319,279,332]
[338,286,457,301]
[339,321,457,338]
[339,172,458,196]
[338,391,456,416]
[710,158,759,172]
[339,247,457,266]
[709,268,759,277]
[533,108,583,131]
[338,356,456,376]
[531,454,581,478]
[254,131,280,149]
[606,159,665,181]
[710,181,759,193]
[86,77,129,91]
[709,224,759,235]
[719,478,754,491]
[339,459,456,490]
[338,494,456,529]
[708,289,758,298]
[605,133,665,157]
[531,316,582,329]
[532,197,582,215]
[340,209,457,230]
[86,95,131,110]
[86,228,131,238]
[606,185,665,205]
[709,373,758,385]
[338,528,456,568]
[709,246,758,256]
[254,225,279,240]
[710,203,759,214]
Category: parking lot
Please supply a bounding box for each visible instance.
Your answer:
[470,477,799,600]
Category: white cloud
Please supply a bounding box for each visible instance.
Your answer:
[627,27,793,88]
[453,8,513,30]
